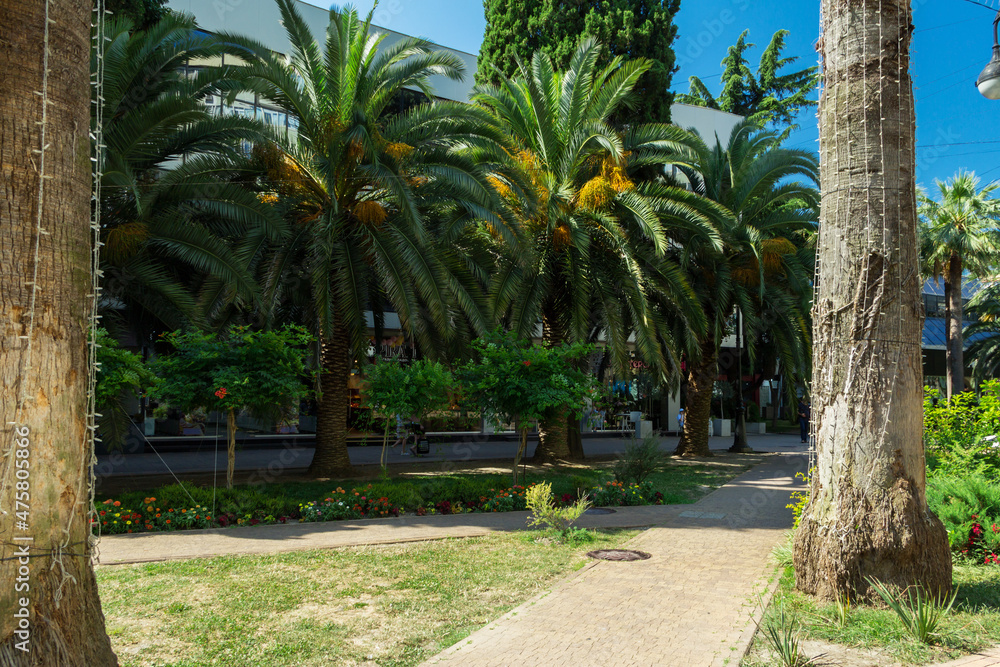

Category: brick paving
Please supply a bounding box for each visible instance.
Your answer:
[935,649,1000,667]
[422,454,809,667]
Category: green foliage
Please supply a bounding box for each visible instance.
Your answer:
[97,13,280,329]
[611,433,665,486]
[459,331,595,430]
[590,480,657,507]
[923,382,1000,477]
[866,577,959,645]
[525,482,590,540]
[149,325,313,421]
[786,469,813,530]
[362,359,454,422]
[104,0,168,32]
[747,401,761,423]
[95,329,155,448]
[759,600,811,667]
[477,0,681,124]
[677,30,818,137]
[927,475,1000,561]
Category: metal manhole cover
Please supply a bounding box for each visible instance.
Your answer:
[587,549,651,562]
[585,508,617,515]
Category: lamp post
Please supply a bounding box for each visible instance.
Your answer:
[729,308,752,453]
[977,11,1000,100]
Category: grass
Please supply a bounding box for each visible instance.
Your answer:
[742,564,1000,666]
[96,529,637,666]
[102,456,759,521]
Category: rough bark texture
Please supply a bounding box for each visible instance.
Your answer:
[534,299,573,462]
[310,330,354,476]
[946,254,964,398]
[0,1,119,664]
[794,0,952,601]
[675,336,716,457]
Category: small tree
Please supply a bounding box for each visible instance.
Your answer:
[150,326,313,487]
[95,329,156,449]
[460,331,595,483]
[362,359,455,468]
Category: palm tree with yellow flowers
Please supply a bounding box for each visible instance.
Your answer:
[475,39,721,461]
[237,0,509,475]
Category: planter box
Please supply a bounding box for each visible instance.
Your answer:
[143,417,156,436]
[636,420,654,438]
[298,416,317,433]
[745,422,767,435]
[712,418,732,438]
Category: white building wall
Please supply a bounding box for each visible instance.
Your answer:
[167,0,478,102]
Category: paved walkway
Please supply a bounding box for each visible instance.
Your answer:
[937,649,1000,667]
[94,503,685,566]
[420,454,808,667]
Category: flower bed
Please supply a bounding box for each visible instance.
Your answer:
[94,480,665,535]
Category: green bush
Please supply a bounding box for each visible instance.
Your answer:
[611,434,665,486]
[924,381,1000,478]
[590,480,658,507]
[927,475,1000,563]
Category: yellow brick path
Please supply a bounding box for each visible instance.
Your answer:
[422,454,809,667]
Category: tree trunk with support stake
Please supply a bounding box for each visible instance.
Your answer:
[226,409,236,489]
[793,0,952,601]
[0,0,119,663]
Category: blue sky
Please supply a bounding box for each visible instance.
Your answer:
[307,0,1000,189]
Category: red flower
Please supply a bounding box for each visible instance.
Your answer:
[523,361,531,366]
[215,387,228,399]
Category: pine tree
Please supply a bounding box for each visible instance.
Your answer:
[477,0,681,123]
[678,30,818,136]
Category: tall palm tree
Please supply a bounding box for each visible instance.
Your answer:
[236,0,504,476]
[1,0,117,662]
[794,0,950,601]
[918,171,1000,399]
[98,13,283,332]
[665,121,818,457]
[474,39,719,461]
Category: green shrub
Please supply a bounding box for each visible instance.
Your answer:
[924,381,1000,477]
[590,480,657,507]
[525,482,590,540]
[611,434,665,486]
[927,475,1000,563]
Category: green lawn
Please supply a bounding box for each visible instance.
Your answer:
[97,530,637,666]
[743,563,1000,666]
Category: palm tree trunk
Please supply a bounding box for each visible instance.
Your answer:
[944,276,954,400]
[675,336,716,457]
[946,254,964,398]
[534,299,574,462]
[794,0,951,601]
[0,0,119,663]
[310,328,354,476]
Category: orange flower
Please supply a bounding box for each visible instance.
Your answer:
[113,501,121,507]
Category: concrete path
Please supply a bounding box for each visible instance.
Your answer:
[94,503,684,566]
[936,649,1000,667]
[419,454,809,667]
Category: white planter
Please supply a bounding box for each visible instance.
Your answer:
[481,418,495,435]
[712,418,732,438]
[143,417,156,436]
[636,420,654,438]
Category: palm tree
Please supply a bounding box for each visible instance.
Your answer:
[0,0,117,662]
[961,281,1000,384]
[794,0,951,601]
[236,0,503,476]
[918,171,1000,399]
[664,121,818,457]
[473,39,718,461]
[98,13,283,332]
